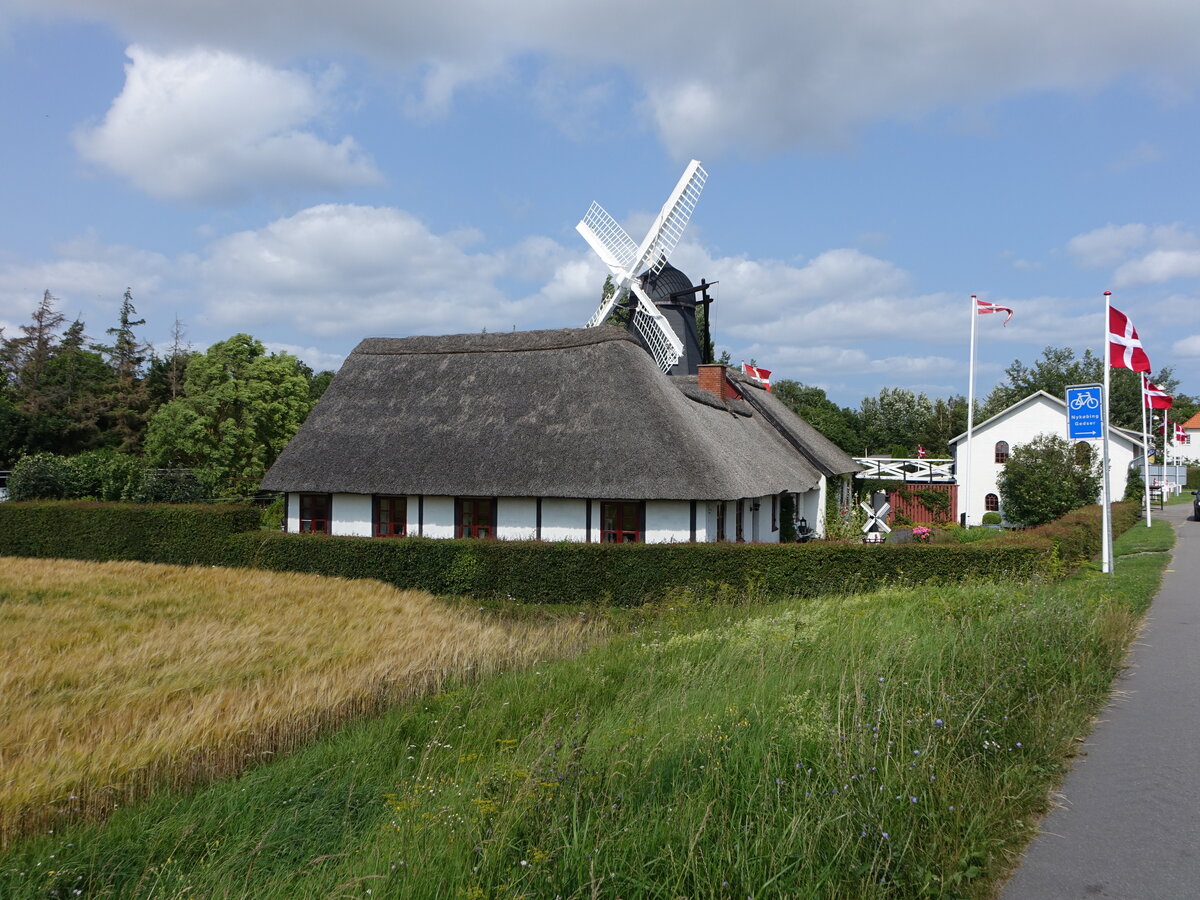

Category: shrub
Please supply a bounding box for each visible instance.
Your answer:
[997,434,1102,526]
[6,453,71,501]
[228,531,1056,605]
[981,511,1002,525]
[129,469,208,503]
[0,502,260,566]
[1122,471,1145,504]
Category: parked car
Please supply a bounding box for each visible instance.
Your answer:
[1193,490,1200,521]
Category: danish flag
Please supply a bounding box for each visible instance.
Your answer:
[742,362,772,392]
[974,296,1013,325]
[1108,303,1151,372]
[1143,375,1172,410]
[1162,421,1188,443]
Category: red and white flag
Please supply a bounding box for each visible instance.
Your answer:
[974,296,1013,325]
[742,362,772,392]
[1142,375,1172,409]
[1108,304,1152,372]
[1159,420,1187,442]
[917,445,927,459]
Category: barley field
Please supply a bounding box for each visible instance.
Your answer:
[0,557,599,846]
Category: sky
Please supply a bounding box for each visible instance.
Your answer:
[1,0,1198,409]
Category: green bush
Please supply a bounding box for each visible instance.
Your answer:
[997,434,1101,526]
[1186,467,1200,491]
[1123,471,1145,504]
[0,502,260,566]
[129,469,208,503]
[6,453,72,501]
[981,511,1002,525]
[228,531,1056,605]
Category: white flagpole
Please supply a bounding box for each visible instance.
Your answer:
[1141,374,1152,526]
[1101,291,1114,574]
[963,294,978,527]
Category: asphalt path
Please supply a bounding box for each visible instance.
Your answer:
[1001,498,1200,899]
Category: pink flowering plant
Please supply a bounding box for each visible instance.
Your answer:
[912,525,933,543]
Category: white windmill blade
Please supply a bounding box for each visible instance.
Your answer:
[583,281,629,330]
[630,159,707,278]
[628,281,684,372]
[576,202,638,275]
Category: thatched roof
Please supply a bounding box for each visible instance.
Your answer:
[262,327,837,500]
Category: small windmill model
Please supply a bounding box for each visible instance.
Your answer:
[577,160,707,373]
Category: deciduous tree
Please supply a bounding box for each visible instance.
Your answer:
[143,334,313,496]
[996,433,1101,526]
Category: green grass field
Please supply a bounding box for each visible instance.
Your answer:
[0,519,1175,899]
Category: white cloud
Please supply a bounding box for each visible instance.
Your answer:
[74,45,382,203]
[1170,334,1200,358]
[1067,224,1149,268]
[1115,248,1200,287]
[263,342,348,374]
[24,0,1200,154]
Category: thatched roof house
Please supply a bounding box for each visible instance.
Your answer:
[262,327,859,543]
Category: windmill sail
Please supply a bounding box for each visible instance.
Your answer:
[577,160,707,372]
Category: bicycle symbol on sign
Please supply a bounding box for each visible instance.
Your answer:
[1069,393,1100,411]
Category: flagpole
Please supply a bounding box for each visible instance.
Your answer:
[1101,291,1114,574]
[963,294,978,527]
[1141,375,1152,526]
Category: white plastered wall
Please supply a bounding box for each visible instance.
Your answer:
[497,497,538,541]
[421,496,456,539]
[539,498,588,541]
[645,499,693,543]
[331,493,372,537]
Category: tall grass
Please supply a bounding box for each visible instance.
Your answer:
[0,557,599,846]
[1,519,1174,898]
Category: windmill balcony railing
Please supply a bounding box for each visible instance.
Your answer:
[853,458,956,483]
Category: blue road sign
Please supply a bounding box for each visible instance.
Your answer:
[1065,385,1104,440]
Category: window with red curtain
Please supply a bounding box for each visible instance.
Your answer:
[600,501,643,543]
[299,493,330,533]
[456,498,495,539]
[374,496,407,537]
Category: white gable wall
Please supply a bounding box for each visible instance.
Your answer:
[287,491,826,543]
[952,394,1141,525]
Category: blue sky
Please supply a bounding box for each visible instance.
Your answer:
[1,1,1198,408]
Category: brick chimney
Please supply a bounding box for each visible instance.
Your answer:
[697,364,729,400]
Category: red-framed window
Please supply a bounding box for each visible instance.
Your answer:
[299,493,330,533]
[985,493,1000,512]
[456,498,495,539]
[374,495,407,537]
[600,501,643,543]
[994,441,1010,464]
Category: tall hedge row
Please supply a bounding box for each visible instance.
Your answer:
[230,531,1056,604]
[0,501,260,566]
[1,500,1141,605]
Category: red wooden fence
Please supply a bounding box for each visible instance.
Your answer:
[887,483,957,525]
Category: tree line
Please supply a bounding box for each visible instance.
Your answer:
[0,290,333,496]
[772,347,1196,460]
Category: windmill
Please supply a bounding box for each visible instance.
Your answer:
[576,160,709,374]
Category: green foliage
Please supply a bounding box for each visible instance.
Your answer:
[6,452,71,500]
[778,492,796,542]
[228,531,1055,604]
[0,502,259,565]
[981,511,1002,525]
[143,334,313,496]
[128,468,209,503]
[772,380,861,453]
[1187,467,1200,490]
[1123,470,1146,504]
[997,433,1102,527]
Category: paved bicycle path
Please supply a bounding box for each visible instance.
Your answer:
[1002,500,1200,899]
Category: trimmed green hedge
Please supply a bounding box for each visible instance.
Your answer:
[229,531,1055,605]
[0,501,260,566]
[2,500,1140,605]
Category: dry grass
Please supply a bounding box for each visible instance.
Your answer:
[0,556,600,846]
